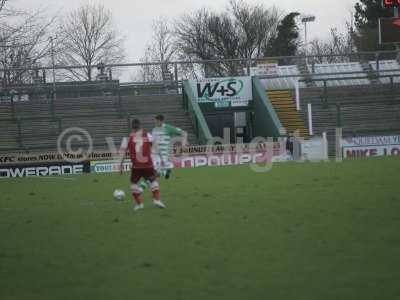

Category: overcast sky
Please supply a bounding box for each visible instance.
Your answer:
[15,0,358,62]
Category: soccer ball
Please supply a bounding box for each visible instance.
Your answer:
[113,189,126,201]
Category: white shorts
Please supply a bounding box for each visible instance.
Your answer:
[152,154,173,172]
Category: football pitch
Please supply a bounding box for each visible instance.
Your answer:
[1,158,399,300]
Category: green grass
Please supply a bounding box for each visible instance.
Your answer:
[1,158,400,300]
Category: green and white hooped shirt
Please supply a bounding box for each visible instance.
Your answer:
[152,123,183,157]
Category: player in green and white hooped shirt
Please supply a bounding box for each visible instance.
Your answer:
[139,115,187,189]
[152,114,187,178]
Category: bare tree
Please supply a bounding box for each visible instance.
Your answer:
[174,1,280,77]
[308,26,355,64]
[139,18,176,82]
[230,0,280,59]
[0,2,56,86]
[174,9,214,77]
[58,3,125,81]
[0,0,6,13]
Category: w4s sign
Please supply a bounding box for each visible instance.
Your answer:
[190,76,252,107]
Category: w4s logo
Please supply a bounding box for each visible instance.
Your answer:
[196,79,244,99]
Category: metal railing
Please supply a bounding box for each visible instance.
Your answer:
[0,50,399,85]
[258,69,400,108]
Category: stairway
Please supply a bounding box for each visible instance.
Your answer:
[267,90,309,138]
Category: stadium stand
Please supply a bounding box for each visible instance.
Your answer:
[0,119,19,150]
[369,60,400,84]
[0,100,13,118]
[261,65,307,90]
[1,53,400,155]
[299,83,400,105]
[297,59,317,88]
[54,95,119,117]
[308,62,370,87]
[14,99,53,118]
[0,92,197,152]
[120,81,178,96]
[19,118,60,149]
[299,84,400,155]
[60,115,128,148]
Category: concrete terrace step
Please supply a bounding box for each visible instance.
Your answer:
[270,102,296,107]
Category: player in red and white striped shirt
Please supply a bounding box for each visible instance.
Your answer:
[119,119,166,211]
